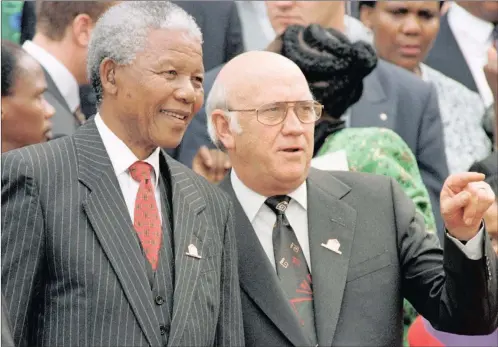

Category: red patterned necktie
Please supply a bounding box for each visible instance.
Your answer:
[129,161,162,270]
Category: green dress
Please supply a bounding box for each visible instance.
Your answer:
[316,127,436,345]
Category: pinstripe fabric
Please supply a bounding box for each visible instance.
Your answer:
[1,119,244,347]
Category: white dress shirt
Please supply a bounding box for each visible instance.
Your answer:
[231,169,484,272]
[231,170,311,269]
[22,40,80,113]
[448,4,495,108]
[95,113,162,224]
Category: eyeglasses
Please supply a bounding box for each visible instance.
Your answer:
[228,100,323,126]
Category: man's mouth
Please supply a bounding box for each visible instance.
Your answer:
[281,147,303,153]
[160,109,189,121]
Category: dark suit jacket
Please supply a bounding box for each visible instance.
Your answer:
[1,120,244,347]
[425,14,478,93]
[172,1,243,71]
[220,169,498,346]
[41,67,80,137]
[470,152,498,194]
[177,59,449,238]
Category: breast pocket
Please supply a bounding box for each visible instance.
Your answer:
[199,237,222,274]
[346,251,392,283]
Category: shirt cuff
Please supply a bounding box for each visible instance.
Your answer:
[446,225,484,260]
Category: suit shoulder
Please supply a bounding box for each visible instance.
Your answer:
[311,169,392,195]
[328,170,392,187]
[2,136,75,178]
[376,59,432,91]
[374,59,436,110]
[167,158,231,204]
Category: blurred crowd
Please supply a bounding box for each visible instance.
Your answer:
[1,1,497,347]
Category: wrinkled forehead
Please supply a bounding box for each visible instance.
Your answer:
[229,69,312,108]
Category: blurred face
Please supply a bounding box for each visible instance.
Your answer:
[266,1,344,35]
[107,29,204,155]
[1,55,55,152]
[228,71,315,195]
[361,1,440,73]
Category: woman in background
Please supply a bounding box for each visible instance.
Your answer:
[1,40,54,153]
[359,1,491,174]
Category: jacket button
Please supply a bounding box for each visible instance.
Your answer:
[160,324,168,336]
[155,295,165,305]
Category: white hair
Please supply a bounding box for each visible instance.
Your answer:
[87,1,202,106]
[205,78,242,150]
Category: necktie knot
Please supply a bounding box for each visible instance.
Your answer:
[265,195,291,215]
[129,161,153,183]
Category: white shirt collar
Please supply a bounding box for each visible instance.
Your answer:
[95,113,161,187]
[22,40,80,113]
[449,4,494,45]
[230,170,307,223]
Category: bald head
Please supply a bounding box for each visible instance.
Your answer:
[216,51,311,106]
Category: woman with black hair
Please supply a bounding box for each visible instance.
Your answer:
[1,40,54,152]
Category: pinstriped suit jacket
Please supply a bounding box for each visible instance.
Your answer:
[1,120,244,347]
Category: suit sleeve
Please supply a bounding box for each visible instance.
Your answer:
[224,3,244,62]
[393,178,498,335]
[416,82,449,240]
[1,153,46,347]
[214,200,244,346]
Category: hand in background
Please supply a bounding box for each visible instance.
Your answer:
[192,146,231,184]
[484,47,498,102]
[441,172,495,241]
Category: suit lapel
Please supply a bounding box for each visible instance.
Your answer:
[75,120,161,347]
[350,64,395,130]
[307,169,356,347]
[219,176,310,347]
[165,156,209,347]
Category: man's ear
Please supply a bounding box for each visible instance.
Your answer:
[211,110,236,150]
[100,58,118,97]
[359,5,375,29]
[71,13,93,47]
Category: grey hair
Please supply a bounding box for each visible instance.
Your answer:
[206,78,242,150]
[87,1,202,106]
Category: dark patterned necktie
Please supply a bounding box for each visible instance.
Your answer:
[265,196,317,345]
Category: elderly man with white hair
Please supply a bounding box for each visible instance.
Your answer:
[1,2,243,347]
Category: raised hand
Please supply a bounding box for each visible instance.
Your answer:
[440,172,495,241]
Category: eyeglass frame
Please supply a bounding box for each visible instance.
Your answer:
[226,100,324,126]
